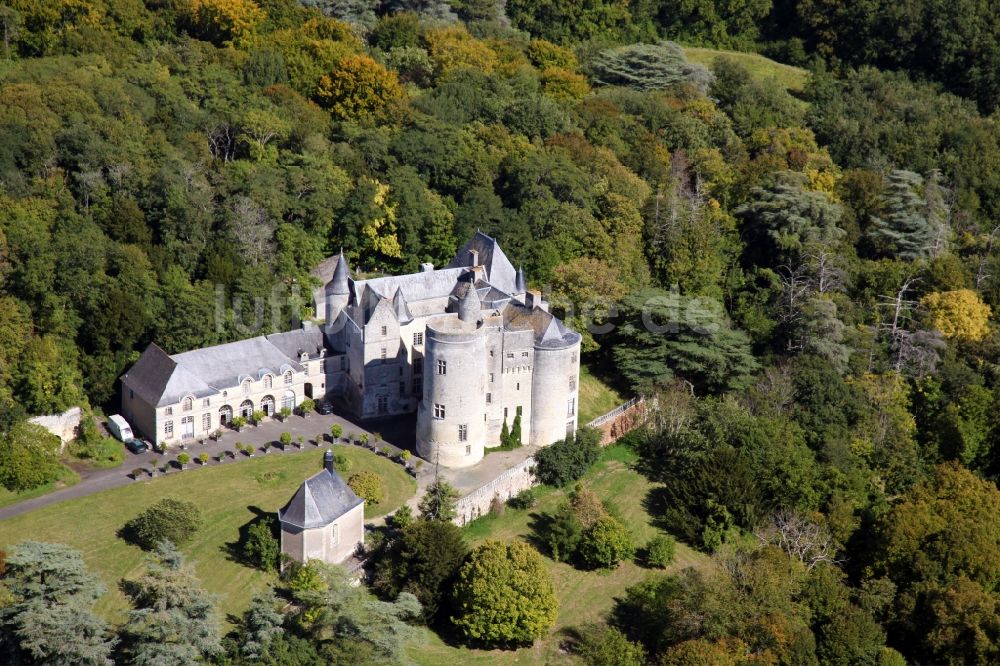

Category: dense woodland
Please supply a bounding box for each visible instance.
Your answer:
[3,0,1000,664]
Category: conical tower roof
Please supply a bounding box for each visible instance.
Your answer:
[458,282,481,323]
[392,288,413,324]
[326,250,350,295]
[514,266,527,294]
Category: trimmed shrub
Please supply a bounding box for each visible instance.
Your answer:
[176,453,191,467]
[243,516,280,572]
[645,534,677,568]
[124,498,202,550]
[577,516,635,569]
[508,488,538,510]
[348,471,385,504]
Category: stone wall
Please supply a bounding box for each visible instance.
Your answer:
[586,396,647,445]
[454,457,537,526]
[28,407,82,448]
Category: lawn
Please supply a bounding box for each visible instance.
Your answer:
[578,364,626,424]
[0,445,415,625]
[682,45,809,95]
[407,445,709,665]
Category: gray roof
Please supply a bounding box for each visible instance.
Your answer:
[448,232,519,295]
[327,252,350,295]
[352,267,468,304]
[123,344,178,406]
[392,288,413,324]
[265,325,325,359]
[278,468,364,529]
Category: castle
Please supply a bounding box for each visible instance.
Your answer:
[120,233,581,468]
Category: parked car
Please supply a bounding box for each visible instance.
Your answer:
[124,438,148,454]
[107,414,135,442]
[315,400,334,415]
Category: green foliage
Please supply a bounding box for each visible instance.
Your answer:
[279,431,292,446]
[418,479,460,522]
[451,540,558,647]
[588,42,713,94]
[330,423,343,440]
[0,422,63,491]
[348,471,385,504]
[571,623,647,666]
[645,534,677,568]
[71,413,125,468]
[0,541,114,665]
[298,398,315,414]
[534,427,602,487]
[243,515,280,572]
[176,452,191,466]
[121,541,222,664]
[577,515,635,569]
[124,498,203,550]
[508,487,538,510]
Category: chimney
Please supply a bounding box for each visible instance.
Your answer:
[525,289,541,310]
[421,262,434,273]
[323,449,334,473]
[468,249,479,267]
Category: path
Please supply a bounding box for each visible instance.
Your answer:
[0,410,411,522]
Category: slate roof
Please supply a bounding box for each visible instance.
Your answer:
[448,231,519,295]
[265,325,325,360]
[278,468,364,529]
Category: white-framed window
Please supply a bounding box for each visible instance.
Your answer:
[465,444,471,455]
[381,347,387,360]
[458,424,468,441]
[165,406,173,416]
[284,371,293,385]
[434,403,445,419]
[521,351,528,358]
[202,413,211,431]
[381,325,387,336]
[413,332,423,345]
[164,420,173,437]
[183,396,193,411]
[569,376,576,390]
[242,379,251,395]
[489,373,494,383]
[567,397,576,417]
[263,375,272,389]
[202,398,210,407]
[181,416,194,439]
[506,352,514,359]
[486,393,492,404]
[504,407,508,419]
[437,359,446,375]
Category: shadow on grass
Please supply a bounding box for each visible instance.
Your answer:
[222,506,276,568]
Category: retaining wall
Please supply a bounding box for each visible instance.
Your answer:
[28,407,82,448]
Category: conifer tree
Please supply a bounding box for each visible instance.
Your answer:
[418,479,461,522]
[237,590,285,661]
[0,541,115,665]
[869,170,936,260]
[510,412,522,447]
[121,541,221,665]
[500,417,510,447]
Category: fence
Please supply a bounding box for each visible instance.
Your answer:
[586,396,643,429]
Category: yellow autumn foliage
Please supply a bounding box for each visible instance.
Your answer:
[920,289,992,341]
[188,0,265,46]
[316,55,406,123]
[423,25,499,76]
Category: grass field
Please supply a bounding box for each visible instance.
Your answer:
[578,364,626,424]
[407,445,708,665]
[683,46,809,95]
[0,445,415,625]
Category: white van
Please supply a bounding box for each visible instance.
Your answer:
[107,414,135,442]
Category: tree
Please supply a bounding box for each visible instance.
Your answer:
[187,0,265,46]
[372,519,468,621]
[589,42,713,94]
[645,534,677,568]
[418,479,460,522]
[347,471,384,504]
[571,623,647,666]
[231,590,285,662]
[533,427,602,486]
[506,0,634,44]
[0,541,114,665]
[869,170,937,260]
[451,540,558,646]
[509,412,522,448]
[123,498,203,550]
[0,422,63,492]
[121,541,222,665]
[920,289,991,341]
[243,516,280,572]
[316,55,406,124]
[577,515,635,569]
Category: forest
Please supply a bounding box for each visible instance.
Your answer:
[3,0,1000,664]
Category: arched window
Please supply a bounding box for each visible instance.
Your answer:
[242,379,252,395]
[263,375,272,389]
[284,371,293,385]
[182,396,193,412]
[282,390,295,411]
[260,395,275,416]
[219,405,233,425]
[239,400,254,419]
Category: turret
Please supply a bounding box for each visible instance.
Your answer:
[392,288,413,325]
[324,251,351,348]
[514,266,527,298]
[457,284,481,323]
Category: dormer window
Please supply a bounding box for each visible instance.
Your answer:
[284,371,293,385]
[182,397,193,412]
[242,379,252,395]
[263,375,272,389]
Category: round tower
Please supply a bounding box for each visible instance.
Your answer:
[416,316,487,468]
[324,251,350,350]
[530,332,582,447]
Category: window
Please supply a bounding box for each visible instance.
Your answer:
[517,405,523,416]
[465,444,471,455]
[202,413,211,431]
[516,383,520,391]
[458,424,468,441]
[434,403,445,419]
[380,347,387,360]
[437,359,446,375]
[571,353,577,363]
[381,325,387,336]
[413,377,422,394]
[504,407,508,419]
[263,375,272,389]
[489,350,494,357]
[183,396,193,411]
[489,373,494,383]
[341,356,347,370]
[284,371,293,385]
[320,360,326,373]
[567,397,576,417]
[486,393,492,404]
[506,352,514,359]
[164,420,173,437]
[181,416,194,439]
[569,376,576,390]
[377,395,388,414]
[165,406,173,416]
[413,332,423,345]
[242,380,251,395]
[202,398,210,407]
[522,351,529,358]
[129,389,134,399]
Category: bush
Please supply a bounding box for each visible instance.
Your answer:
[348,471,385,504]
[334,452,350,473]
[279,432,292,447]
[508,488,537,510]
[0,423,63,491]
[533,427,602,486]
[577,516,635,569]
[124,498,202,550]
[330,424,343,440]
[645,534,677,568]
[243,516,280,572]
[252,410,266,424]
[299,399,315,414]
[231,416,247,429]
[451,540,558,647]
[197,452,209,465]
[176,453,191,466]
[70,421,125,468]
[571,623,647,666]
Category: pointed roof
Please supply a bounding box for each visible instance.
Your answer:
[122,344,177,406]
[447,231,518,295]
[392,288,413,324]
[326,251,350,295]
[458,279,482,323]
[514,266,527,294]
[278,467,364,529]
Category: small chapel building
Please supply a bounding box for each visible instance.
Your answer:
[277,450,365,566]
